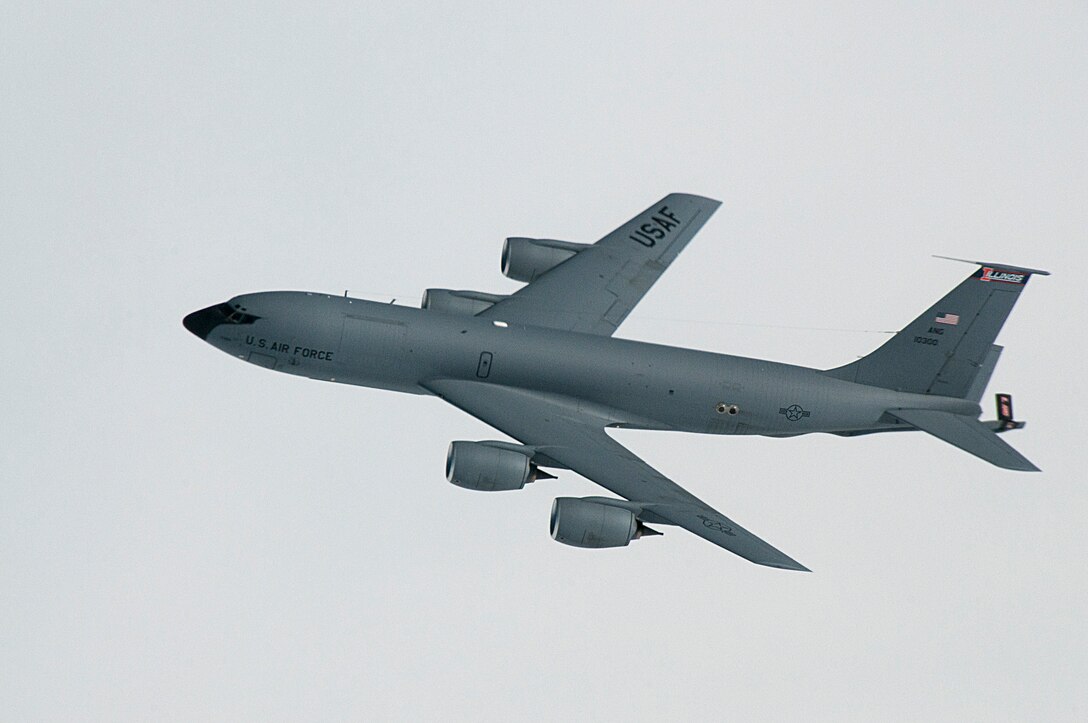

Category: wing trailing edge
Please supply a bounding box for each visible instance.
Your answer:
[425,378,810,571]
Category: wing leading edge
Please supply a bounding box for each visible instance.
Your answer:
[478,193,722,336]
[426,379,809,571]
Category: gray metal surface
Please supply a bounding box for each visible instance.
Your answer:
[888,408,1040,471]
[427,379,809,570]
[825,263,1043,398]
[183,194,1046,570]
[478,193,722,335]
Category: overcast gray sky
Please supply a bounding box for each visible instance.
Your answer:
[2,2,1086,721]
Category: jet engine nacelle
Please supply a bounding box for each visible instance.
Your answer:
[422,289,507,316]
[501,238,590,283]
[446,441,545,492]
[550,497,639,548]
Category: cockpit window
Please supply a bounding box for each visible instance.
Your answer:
[215,302,260,325]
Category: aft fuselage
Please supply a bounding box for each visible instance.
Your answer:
[184,292,978,437]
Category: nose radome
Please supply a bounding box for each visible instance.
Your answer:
[182,303,230,340]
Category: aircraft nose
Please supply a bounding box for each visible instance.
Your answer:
[182,303,231,340]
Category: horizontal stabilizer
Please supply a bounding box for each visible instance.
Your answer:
[889,408,1039,472]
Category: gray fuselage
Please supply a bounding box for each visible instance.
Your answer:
[186,291,979,438]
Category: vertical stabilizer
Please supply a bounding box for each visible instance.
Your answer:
[825,261,1048,398]
[965,345,1003,403]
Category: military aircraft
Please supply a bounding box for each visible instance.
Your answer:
[184,194,1046,571]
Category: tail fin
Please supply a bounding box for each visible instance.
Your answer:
[825,259,1049,398]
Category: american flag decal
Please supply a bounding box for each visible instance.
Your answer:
[935,312,960,325]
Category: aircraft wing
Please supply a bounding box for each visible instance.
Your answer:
[477,193,722,336]
[426,378,809,571]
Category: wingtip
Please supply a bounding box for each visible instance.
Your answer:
[768,563,811,573]
[670,192,723,208]
[759,557,812,573]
